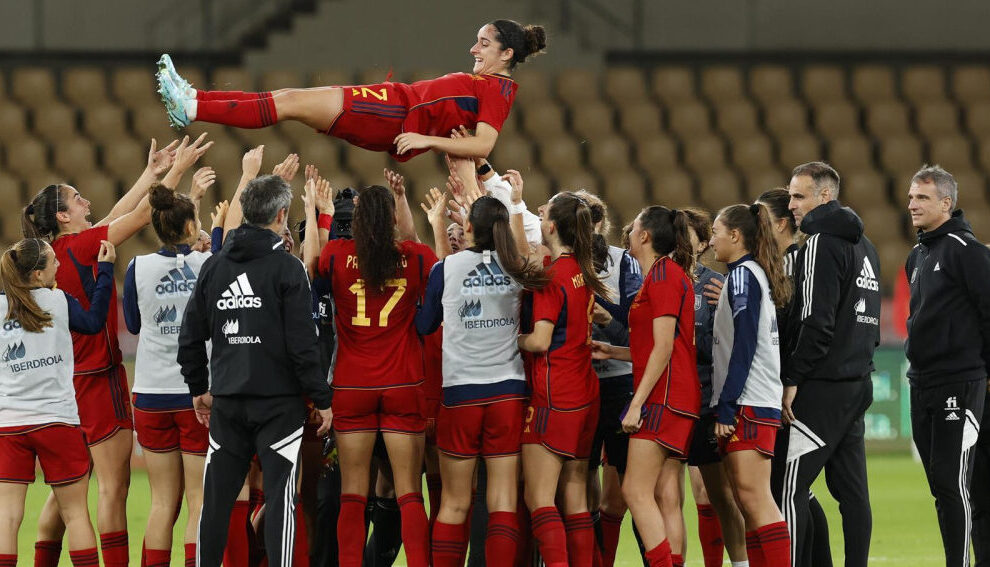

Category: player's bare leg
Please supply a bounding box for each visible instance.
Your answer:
[143,449,183,550]
[657,459,686,564]
[52,477,99,553]
[0,483,28,554]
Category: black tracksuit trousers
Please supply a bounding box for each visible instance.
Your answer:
[973,390,990,567]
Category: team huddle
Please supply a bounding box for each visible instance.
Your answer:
[1,16,989,567]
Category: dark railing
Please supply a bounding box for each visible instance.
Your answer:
[143,0,296,51]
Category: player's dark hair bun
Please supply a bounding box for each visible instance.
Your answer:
[148,183,176,211]
[523,25,547,57]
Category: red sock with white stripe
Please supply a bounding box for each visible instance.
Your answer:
[337,494,367,567]
[746,531,766,567]
[397,493,430,567]
[697,504,725,567]
[69,548,100,567]
[599,511,624,567]
[184,543,196,567]
[757,521,791,567]
[224,500,251,567]
[486,511,520,567]
[644,539,674,567]
[531,506,568,567]
[34,540,61,567]
[431,520,468,567]
[564,512,595,567]
[193,93,277,128]
[100,531,128,567]
[143,547,170,567]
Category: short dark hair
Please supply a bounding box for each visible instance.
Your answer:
[912,164,958,210]
[791,161,841,199]
[241,175,292,226]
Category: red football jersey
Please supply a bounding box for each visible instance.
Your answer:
[51,225,121,374]
[628,257,700,416]
[530,254,599,410]
[319,239,437,389]
[404,73,517,137]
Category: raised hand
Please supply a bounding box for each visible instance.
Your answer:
[503,169,525,205]
[420,187,448,227]
[147,138,180,176]
[383,168,406,197]
[242,145,265,179]
[315,176,334,216]
[189,167,216,201]
[211,200,229,230]
[304,164,319,184]
[302,178,318,212]
[273,153,300,182]
[172,132,214,173]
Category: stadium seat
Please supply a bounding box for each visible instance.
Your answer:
[62,67,109,108]
[777,134,823,169]
[102,138,147,182]
[667,101,713,139]
[570,102,616,140]
[842,169,890,210]
[71,172,118,213]
[519,170,553,204]
[556,168,600,195]
[212,67,255,90]
[865,101,912,138]
[964,101,990,137]
[763,98,811,138]
[309,69,354,88]
[277,120,323,146]
[0,103,30,143]
[53,137,99,177]
[294,137,343,172]
[851,65,897,103]
[646,168,696,209]
[344,146,389,183]
[617,101,663,142]
[732,135,777,176]
[111,68,158,108]
[964,208,990,241]
[604,67,649,104]
[635,135,680,174]
[394,155,445,192]
[976,138,990,175]
[901,66,947,104]
[801,65,847,106]
[406,68,446,84]
[878,136,924,176]
[952,170,990,207]
[815,101,862,139]
[683,135,728,172]
[876,241,911,291]
[131,103,176,146]
[604,171,648,223]
[557,69,602,107]
[716,100,761,139]
[915,101,961,138]
[744,170,787,201]
[11,68,58,109]
[259,70,305,92]
[749,65,793,105]
[511,68,552,107]
[858,207,906,247]
[828,136,875,173]
[952,65,990,104]
[33,103,79,143]
[928,135,974,172]
[24,172,66,200]
[521,101,567,140]
[652,67,696,106]
[84,104,130,144]
[539,135,583,178]
[176,66,208,92]
[587,135,632,174]
[489,135,536,172]
[234,126,289,150]
[697,169,744,211]
[254,138,295,173]
[700,66,745,103]
[6,137,50,178]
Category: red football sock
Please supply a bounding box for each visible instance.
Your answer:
[746,530,767,567]
[431,520,468,567]
[69,548,100,567]
[697,504,725,567]
[531,506,568,567]
[100,531,129,567]
[143,548,170,567]
[184,543,196,567]
[0,554,16,567]
[293,502,310,567]
[515,494,532,567]
[564,512,595,567]
[195,93,277,128]
[338,494,368,567]
[486,511,520,567]
[224,500,251,567]
[34,540,62,567]
[757,521,792,567]
[425,473,442,528]
[197,90,267,102]
[644,539,673,567]
[671,553,685,567]
[600,511,623,567]
[397,493,430,567]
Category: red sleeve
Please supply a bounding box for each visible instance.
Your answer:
[646,275,684,319]
[532,283,564,324]
[476,77,512,131]
[318,241,337,281]
[71,225,110,261]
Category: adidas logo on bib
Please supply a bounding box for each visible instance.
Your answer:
[217,273,262,310]
[856,257,879,291]
[156,264,198,297]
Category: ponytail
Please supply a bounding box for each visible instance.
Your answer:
[718,203,792,308]
[0,239,54,333]
[574,190,612,273]
[22,184,68,239]
[351,185,402,292]
[638,206,696,278]
[469,196,548,289]
[547,192,609,298]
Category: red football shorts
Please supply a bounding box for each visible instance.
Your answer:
[631,403,697,460]
[332,385,426,435]
[521,402,599,460]
[718,406,780,457]
[134,407,208,456]
[326,82,410,156]
[424,398,442,446]
[0,424,91,485]
[437,399,525,458]
[74,364,133,446]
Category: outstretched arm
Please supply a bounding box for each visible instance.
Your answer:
[394,123,499,159]
[384,168,419,242]
[224,145,264,234]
